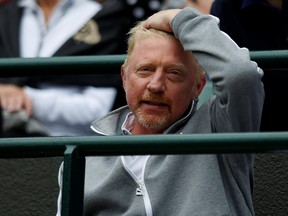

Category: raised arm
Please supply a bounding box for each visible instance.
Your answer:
[145,8,264,132]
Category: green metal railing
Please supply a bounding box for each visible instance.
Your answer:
[1,133,288,215]
[0,50,287,77]
[0,50,288,216]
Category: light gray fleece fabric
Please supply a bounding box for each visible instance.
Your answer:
[59,7,265,216]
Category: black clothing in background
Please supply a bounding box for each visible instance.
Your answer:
[210,0,288,50]
[211,0,288,131]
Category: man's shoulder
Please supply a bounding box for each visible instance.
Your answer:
[91,106,130,135]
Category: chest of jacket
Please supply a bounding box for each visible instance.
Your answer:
[83,154,254,216]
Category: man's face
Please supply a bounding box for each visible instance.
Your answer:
[122,35,202,134]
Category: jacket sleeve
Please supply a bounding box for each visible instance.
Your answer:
[171,8,264,132]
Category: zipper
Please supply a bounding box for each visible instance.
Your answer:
[136,187,143,196]
[121,156,153,216]
[137,181,153,216]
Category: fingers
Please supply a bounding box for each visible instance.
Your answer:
[1,94,22,111]
[143,9,181,33]
[0,84,33,116]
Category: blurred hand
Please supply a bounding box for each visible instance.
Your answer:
[0,84,32,116]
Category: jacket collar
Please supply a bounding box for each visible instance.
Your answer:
[91,100,198,136]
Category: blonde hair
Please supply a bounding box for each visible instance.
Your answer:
[124,21,205,80]
[126,21,173,56]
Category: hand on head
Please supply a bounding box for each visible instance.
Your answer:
[143,9,181,33]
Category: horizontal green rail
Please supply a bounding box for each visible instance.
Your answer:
[0,50,287,77]
[1,132,288,158]
[0,55,125,77]
[1,132,288,215]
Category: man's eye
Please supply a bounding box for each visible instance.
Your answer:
[167,70,184,82]
[136,67,153,76]
[169,71,181,76]
[139,67,152,72]
[167,70,182,77]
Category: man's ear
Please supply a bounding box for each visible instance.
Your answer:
[195,74,207,98]
[121,64,126,92]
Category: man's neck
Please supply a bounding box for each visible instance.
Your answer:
[131,122,164,135]
[37,0,61,23]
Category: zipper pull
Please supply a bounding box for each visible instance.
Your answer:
[136,187,143,196]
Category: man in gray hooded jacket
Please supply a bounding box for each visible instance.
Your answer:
[57,7,264,216]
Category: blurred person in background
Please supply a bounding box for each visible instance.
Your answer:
[0,0,132,137]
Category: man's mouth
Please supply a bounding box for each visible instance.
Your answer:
[142,100,168,107]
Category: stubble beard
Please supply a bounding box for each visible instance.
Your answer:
[135,106,172,130]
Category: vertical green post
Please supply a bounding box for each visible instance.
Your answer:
[61,145,85,216]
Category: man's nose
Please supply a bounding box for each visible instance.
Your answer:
[147,72,166,92]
